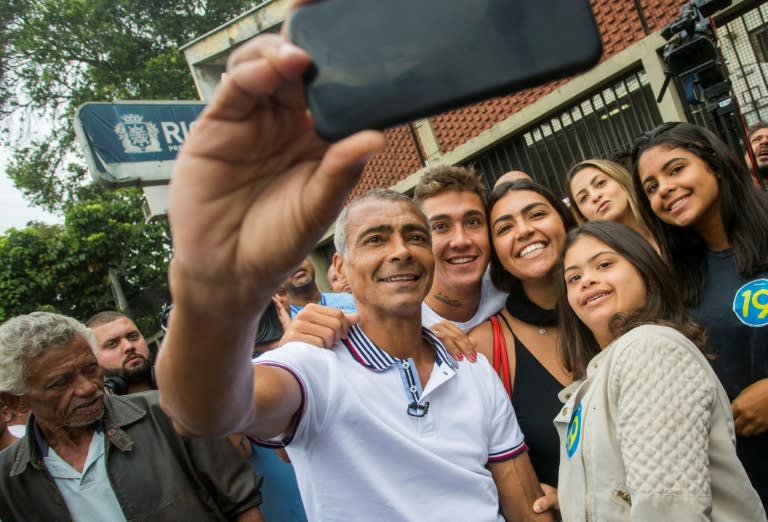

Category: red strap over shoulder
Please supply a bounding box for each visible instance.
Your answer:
[490,315,512,399]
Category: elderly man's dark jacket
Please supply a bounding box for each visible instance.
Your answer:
[0,391,262,521]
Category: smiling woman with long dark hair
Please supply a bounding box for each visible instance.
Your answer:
[632,122,768,508]
[471,179,577,489]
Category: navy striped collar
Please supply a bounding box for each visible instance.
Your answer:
[342,323,458,372]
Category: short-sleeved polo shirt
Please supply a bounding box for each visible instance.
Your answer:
[255,324,526,521]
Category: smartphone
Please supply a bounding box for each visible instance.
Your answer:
[287,0,603,141]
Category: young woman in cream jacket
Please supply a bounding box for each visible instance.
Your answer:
[544,221,765,521]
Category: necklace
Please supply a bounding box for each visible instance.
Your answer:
[505,292,558,332]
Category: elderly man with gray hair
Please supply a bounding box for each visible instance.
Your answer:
[0,311,264,521]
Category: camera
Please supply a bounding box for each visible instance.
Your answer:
[657,0,747,164]
[660,0,731,79]
[660,0,730,41]
[657,0,731,104]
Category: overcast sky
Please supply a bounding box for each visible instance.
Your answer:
[0,151,61,234]
[0,174,61,233]
[1,107,63,233]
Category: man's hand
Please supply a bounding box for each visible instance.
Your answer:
[273,294,293,332]
[430,320,477,362]
[281,304,358,348]
[168,23,386,312]
[532,483,559,515]
[732,378,768,437]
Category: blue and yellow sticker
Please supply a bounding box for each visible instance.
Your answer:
[732,279,768,327]
[565,402,582,459]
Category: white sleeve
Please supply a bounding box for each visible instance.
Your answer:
[610,332,716,519]
[253,342,333,446]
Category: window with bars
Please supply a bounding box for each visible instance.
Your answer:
[465,70,661,197]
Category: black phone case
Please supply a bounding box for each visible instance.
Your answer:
[288,0,603,141]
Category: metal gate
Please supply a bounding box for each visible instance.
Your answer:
[713,1,768,125]
[683,1,768,148]
[466,70,662,197]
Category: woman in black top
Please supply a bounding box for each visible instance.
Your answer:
[470,179,576,487]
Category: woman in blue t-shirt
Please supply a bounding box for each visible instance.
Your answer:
[631,122,768,509]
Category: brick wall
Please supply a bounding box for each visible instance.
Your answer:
[351,0,686,197]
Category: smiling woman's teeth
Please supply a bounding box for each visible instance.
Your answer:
[586,292,607,305]
[669,196,689,211]
[519,243,545,257]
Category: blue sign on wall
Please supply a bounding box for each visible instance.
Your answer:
[74,101,206,187]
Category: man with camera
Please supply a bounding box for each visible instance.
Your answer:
[155,12,551,519]
[282,165,510,354]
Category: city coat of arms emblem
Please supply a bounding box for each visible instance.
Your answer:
[114,114,161,153]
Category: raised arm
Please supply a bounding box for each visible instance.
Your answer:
[156,3,386,437]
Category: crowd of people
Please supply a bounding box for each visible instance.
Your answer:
[1,6,768,521]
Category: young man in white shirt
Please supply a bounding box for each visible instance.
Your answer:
[414,165,507,332]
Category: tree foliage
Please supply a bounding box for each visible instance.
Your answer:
[2,0,254,210]
[0,187,172,333]
[0,0,254,330]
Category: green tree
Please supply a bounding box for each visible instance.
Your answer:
[0,187,171,333]
[0,222,63,319]
[0,0,254,330]
[2,0,254,210]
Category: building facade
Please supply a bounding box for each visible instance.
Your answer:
[181,0,768,264]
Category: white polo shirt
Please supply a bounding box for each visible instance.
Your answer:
[255,324,526,522]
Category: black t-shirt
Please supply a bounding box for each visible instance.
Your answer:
[688,249,768,507]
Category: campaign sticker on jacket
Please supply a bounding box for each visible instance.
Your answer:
[566,402,582,459]
[732,278,768,327]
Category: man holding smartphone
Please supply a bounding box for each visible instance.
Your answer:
[156,8,552,520]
